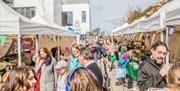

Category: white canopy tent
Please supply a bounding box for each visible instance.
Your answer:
[30,14,80,61]
[31,14,67,34]
[0,1,61,66]
[112,0,180,64]
[13,0,79,37]
[0,1,60,35]
[113,0,180,35]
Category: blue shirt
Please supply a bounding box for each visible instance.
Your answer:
[70,56,82,71]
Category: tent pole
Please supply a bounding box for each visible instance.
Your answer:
[57,35,60,61]
[111,33,114,45]
[160,11,165,42]
[166,27,170,64]
[18,18,21,66]
[160,31,164,42]
[18,33,21,66]
[35,35,39,54]
[77,35,80,44]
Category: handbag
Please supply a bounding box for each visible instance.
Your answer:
[127,63,139,80]
[114,67,126,78]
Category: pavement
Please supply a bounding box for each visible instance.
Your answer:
[108,69,129,91]
[106,64,139,91]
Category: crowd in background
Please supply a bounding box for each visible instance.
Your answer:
[0,36,180,91]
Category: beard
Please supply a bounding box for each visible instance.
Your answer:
[154,58,164,66]
[151,55,164,66]
[155,60,162,66]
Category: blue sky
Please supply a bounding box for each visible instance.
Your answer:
[89,0,158,31]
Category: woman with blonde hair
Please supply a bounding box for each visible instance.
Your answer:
[167,63,180,91]
[70,44,82,71]
[55,60,69,91]
[0,66,37,91]
[66,67,102,91]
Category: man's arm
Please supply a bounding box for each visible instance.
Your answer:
[137,65,164,91]
[99,46,107,57]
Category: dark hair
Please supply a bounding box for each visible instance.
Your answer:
[97,36,103,41]
[79,47,94,60]
[151,41,168,51]
[0,66,36,91]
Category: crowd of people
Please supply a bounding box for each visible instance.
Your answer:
[0,36,180,91]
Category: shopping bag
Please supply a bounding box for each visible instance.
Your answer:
[127,63,139,80]
[114,67,126,79]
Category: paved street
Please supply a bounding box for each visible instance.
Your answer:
[108,68,129,91]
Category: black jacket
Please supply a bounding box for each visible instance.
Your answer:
[137,57,167,91]
[95,42,107,60]
[86,62,103,87]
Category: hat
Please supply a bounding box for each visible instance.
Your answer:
[121,46,128,53]
[55,60,68,69]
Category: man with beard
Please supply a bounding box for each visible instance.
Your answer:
[137,41,170,91]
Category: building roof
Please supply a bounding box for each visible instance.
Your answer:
[66,0,89,4]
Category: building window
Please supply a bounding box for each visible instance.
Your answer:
[82,11,86,23]
[2,0,14,6]
[62,11,73,26]
[13,7,35,19]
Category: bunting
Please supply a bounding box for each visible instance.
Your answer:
[0,34,7,46]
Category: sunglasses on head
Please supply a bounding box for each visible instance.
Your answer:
[66,67,86,91]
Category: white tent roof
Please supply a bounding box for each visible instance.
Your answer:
[112,23,129,33]
[30,14,80,36]
[31,14,67,34]
[113,0,180,35]
[59,31,79,36]
[0,1,58,35]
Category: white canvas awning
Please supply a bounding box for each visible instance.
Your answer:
[0,0,61,35]
[0,1,62,66]
[113,0,180,35]
[30,14,67,35]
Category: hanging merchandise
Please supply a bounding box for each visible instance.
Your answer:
[0,34,7,46]
[167,25,176,42]
[30,34,34,41]
[42,35,45,39]
[48,35,52,42]
[139,32,144,41]
[145,33,150,40]
[53,35,56,43]
[151,32,157,45]
[132,33,137,39]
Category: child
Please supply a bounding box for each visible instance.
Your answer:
[55,60,69,91]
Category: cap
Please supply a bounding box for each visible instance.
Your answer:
[55,60,68,69]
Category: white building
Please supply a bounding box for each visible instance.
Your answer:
[12,0,63,25]
[62,0,90,34]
